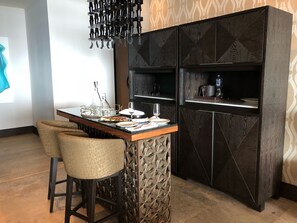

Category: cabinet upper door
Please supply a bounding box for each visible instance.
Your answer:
[216,9,266,63]
[150,28,178,67]
[129,28,178,68]
[179,21,216,66]
[129,34,150,68]
[179,8,266,66]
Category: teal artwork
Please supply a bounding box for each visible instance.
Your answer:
[0,44,9,93]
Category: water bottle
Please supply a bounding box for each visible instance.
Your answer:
[215,74,223,98]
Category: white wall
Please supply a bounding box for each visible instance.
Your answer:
[0,6,32,130]
[46,0,115,119]
[0,0,130,129]
[28,0,115,123]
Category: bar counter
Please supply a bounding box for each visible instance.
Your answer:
[57,107,178,223]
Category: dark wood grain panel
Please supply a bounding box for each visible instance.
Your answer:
[129,34,150,68]
[114,40,129,107]
[129,27,178,68]
[257,7,292,205]
[261,7,292,106]
[213,113,259,206]
[179,21,216,66]
[216,9,265,63]
[150,28,178,67]
[178,108,212,185]
[258,103,287,204]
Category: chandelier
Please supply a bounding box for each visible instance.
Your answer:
[88,0,143,49]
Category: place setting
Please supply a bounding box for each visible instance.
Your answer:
[115,102,170,132]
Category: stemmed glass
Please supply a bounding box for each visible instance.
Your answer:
[128,102,135,120]
[153,103,160,119]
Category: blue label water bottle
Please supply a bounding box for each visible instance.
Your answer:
[215,75,223,98]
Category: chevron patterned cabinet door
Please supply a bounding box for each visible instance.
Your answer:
[213,113,260,209]
[129,27,178,68]
[129,34,150,68]
[150,28,178,67]
[216,9,265,63]
[178,107,213,186]
[179,21,216,66]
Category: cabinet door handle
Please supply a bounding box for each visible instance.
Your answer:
[215,111,231,115]
[126,76,130,89]
[200,62,233,65]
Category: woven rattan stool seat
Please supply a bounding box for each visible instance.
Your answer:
[37,120,84,213]
[58,131,125,223]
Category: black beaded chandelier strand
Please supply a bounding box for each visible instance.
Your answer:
[88,0,143,49]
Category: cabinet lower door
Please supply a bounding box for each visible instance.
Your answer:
[179,108,212,185]
[213,113,259,204]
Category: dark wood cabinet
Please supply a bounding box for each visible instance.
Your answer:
[178,6,292,211]
[115,5,292,212]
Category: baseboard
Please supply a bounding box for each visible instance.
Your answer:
[281,182,297,202]
[0,126,37,138]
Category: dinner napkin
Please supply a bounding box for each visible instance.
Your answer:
[126,122,159,132]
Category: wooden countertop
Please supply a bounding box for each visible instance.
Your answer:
[57,107,178,141]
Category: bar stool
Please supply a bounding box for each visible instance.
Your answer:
[57,131,125,223]
[36,120,84,213]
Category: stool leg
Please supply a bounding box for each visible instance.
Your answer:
[49,157,58,213]
[87,180,96,223]
[65,175,73,223]
[117,172,123,223]
[47,158,54,200]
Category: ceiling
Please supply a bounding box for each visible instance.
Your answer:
[0,0,35,9]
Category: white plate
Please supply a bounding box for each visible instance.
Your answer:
[150,118,170,125]
[115,121,137,128]
[132,118,149,123]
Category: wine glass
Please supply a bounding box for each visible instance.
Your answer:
[128,102,134,120]
[153,103,160,119]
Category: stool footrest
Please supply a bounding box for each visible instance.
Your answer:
[96,197,117,206]
[54,193,66,197]
[56,179,67,184]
